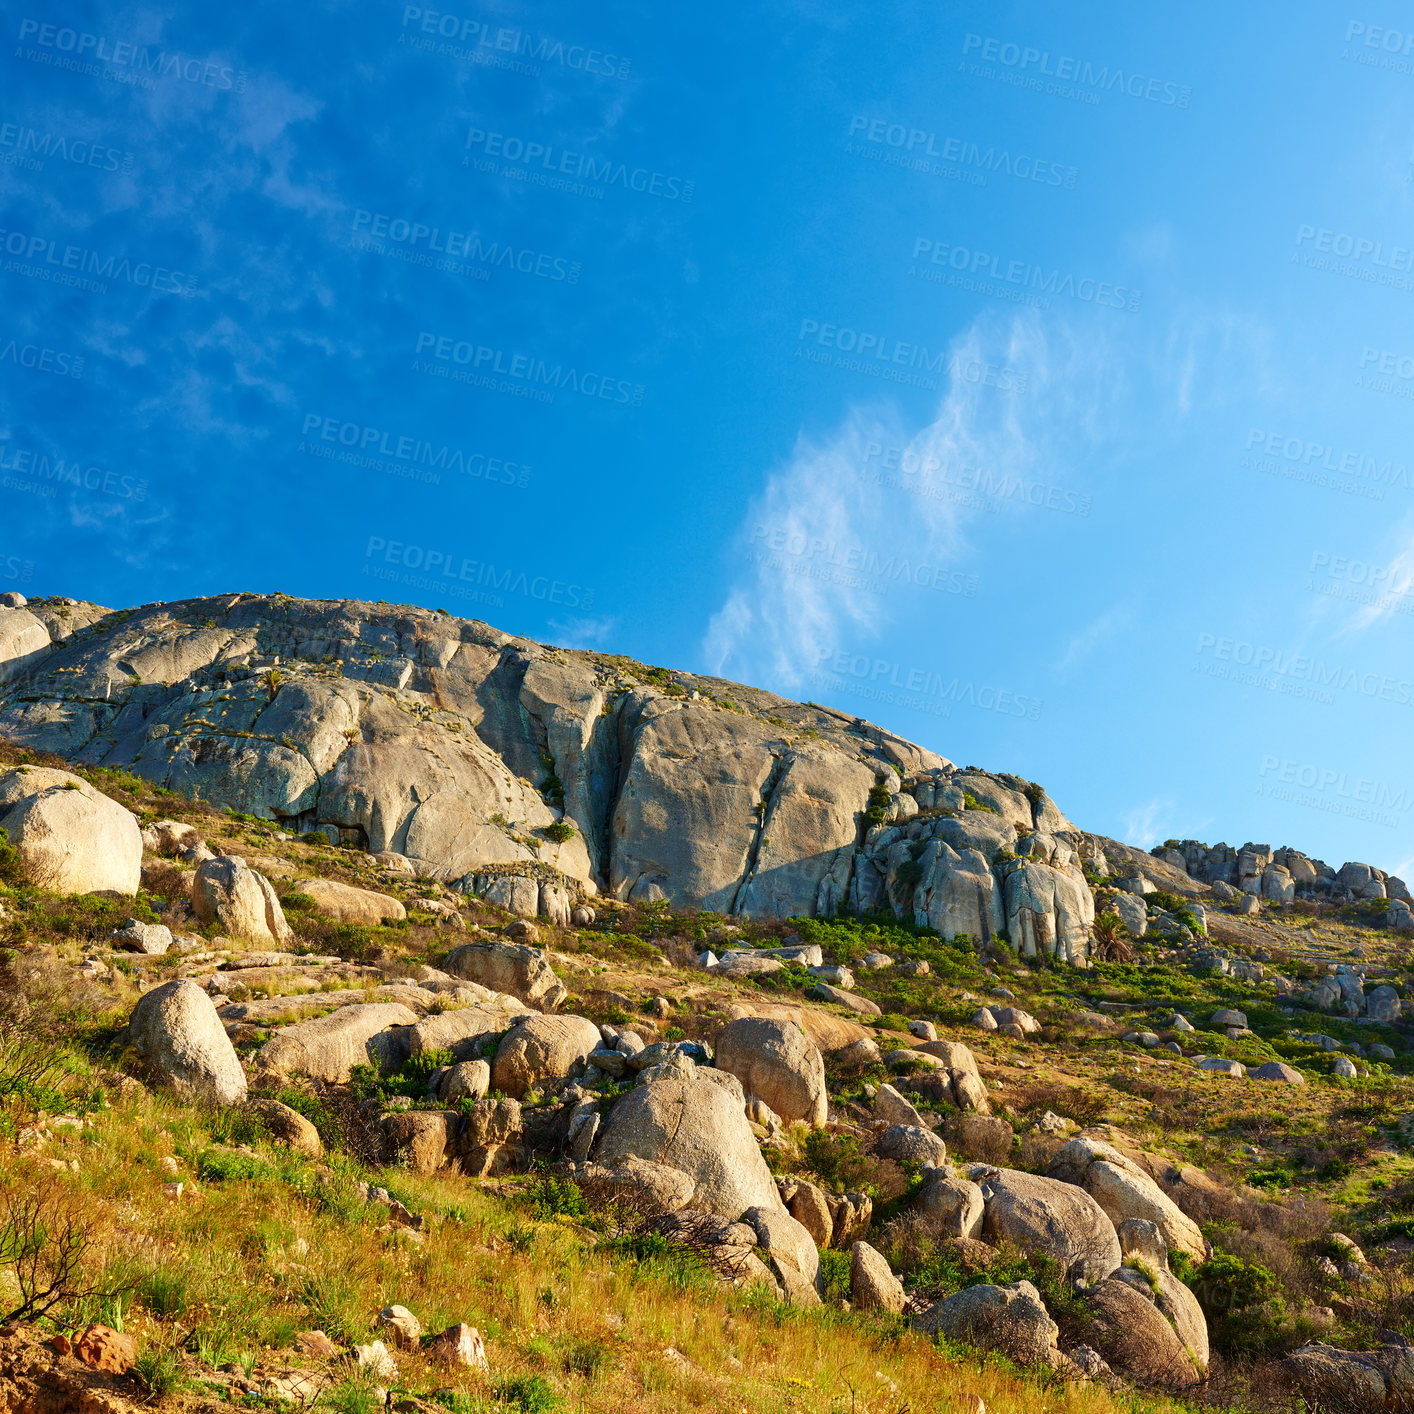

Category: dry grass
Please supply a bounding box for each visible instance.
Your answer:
[1,1085,1194,1414]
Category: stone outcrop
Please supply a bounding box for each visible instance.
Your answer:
[252,1002,418,1082]
[976,1167,1121,1283]
[192,856,293,945]
[0,766,142,896]
[442,940,566,1010]
[0,594,1095,960]
[127,978,247,1105]
[713,1016,828,1127]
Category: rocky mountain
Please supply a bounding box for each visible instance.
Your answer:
[0,590,1403,962]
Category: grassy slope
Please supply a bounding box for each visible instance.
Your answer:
[4,738,1414,1408]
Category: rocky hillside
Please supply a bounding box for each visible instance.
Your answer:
[6,591,1414,1414]
[3,590,1403,976]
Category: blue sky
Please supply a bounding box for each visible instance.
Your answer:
[4,2,1414,875]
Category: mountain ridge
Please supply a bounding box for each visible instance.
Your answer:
[0,589,1404,956]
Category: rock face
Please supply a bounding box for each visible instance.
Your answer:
[442,941,566,1011]
[0,594,1098,957]
[0,766,141,895]
[193,856,293,945]
[128,979,247,1105]
[713,1017,828,1127]
[596,1072,783,1218]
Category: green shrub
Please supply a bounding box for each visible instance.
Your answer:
[1183,1250,1285,1358]
[864,777,892,828]
[524,1176,590,1222]
[818,1248,851,1303]
[496,1374,561,1412]
[196,1148,276,1184]
[544,821,575,844]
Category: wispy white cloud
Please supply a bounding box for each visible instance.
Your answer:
[1123,796,1174,848]
[1056,601,1138,677]
[701,309,1117,690]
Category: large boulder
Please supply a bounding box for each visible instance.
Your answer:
[915,1281,1064,1368]
[714,1017,828,1128]
[877,1125,949,1167]
[596,1072,783,1218]
[1087,1270,1207,1388]
[192,856,293,945]
[295,878,406,925]
[382,1110,459,1175]
[978,1168,1120,1283]
[740,1204,823,1306]
[491,1014,602,1098]
[247,1098,322,1157]
[253,1002,417,1082]
[0,767,141,895]
[127,979,247,1105]
[850,1241,905,1314]
[1045,1137,1208,1263]
[442,940,566,1011]
[1285,1342,1414,1411]
[408,1006,509,1061]
[915,1172,985,1238]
